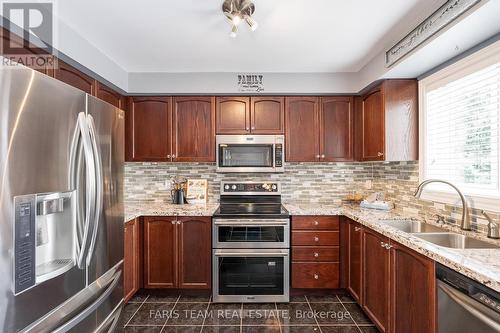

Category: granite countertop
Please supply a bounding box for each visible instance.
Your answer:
[125,201,219,222]
[285,202,500,293]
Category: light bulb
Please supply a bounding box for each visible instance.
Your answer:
[229,24,238,38]
[246,16,258,31]
[232,13,242,26]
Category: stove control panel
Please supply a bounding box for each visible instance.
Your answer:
[221,182,280,194]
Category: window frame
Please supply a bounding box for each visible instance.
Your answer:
[419,40,500,212]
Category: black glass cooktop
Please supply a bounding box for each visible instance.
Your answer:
[213,203,289,218]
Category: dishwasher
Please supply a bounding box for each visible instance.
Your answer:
[437,263,500,333]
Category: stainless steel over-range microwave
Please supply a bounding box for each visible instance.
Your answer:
[216,135,285,173]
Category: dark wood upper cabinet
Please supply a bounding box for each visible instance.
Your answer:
[285,97,320,161]
[348,220,363,303]
[172,97,215,162]
[320,97,354,161]
[54,60,97,95]
[124,218,142,302]
[126,97,172,162]
[216,97,250,134]
[177,217,211,289]
[355,80,418,161]
[250,97,285,134]
[95,81,124,109]
[362,228,391,333]
[143,217,177,288]
[390,243,436,333]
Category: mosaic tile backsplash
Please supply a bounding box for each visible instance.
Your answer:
[125,161,493,235]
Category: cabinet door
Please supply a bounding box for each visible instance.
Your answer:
[95,81,124,109]
[250,97,284,134]
[285,97,320,161]
[126,97,172,161]
[177,217,211,289]
[54,60,96,95]
[172,97,215,162]
[124,219,141,302]
[320,97,354,161]
[216,97,250,134]
[144,217,177,288]
[390,244,436,333]
[348,221,363,303]
[362,229,390,332]
[361,89,385,161]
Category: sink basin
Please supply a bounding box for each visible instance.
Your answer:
[380,219,445,233]
[413,233,500,249]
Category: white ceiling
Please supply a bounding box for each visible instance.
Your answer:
[57,0,444,73]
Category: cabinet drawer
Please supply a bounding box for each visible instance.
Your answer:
[292,216,339,231]
[292,231,339,246]
[292,247,339,262]
[292,263,339,289]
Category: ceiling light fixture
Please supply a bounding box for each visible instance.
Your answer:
[222,0,257,38]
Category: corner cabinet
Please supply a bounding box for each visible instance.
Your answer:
[216,96,284,134]
[285,97,354,162]
[124,218,142,302]
[355,80,418,161]
[143,216,211,290]
[126,97,215,162]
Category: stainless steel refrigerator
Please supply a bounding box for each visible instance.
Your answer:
[0,58,124,332]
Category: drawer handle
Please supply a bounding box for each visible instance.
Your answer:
[314,236,319,242]
[314,221,319,226]
[314,274,319,280]
[314,252,319,258]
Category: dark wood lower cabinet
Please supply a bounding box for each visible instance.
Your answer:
[362,228,391,332]
[143,216,211,290]
[390,243,436,333]
[124,218,142,302]
[177,217,211,289]
[144,217,177,288]
[347,220,362,303]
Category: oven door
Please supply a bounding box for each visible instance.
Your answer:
[213,219,290,249]
[213,249,289,303]
[216,135,284,173]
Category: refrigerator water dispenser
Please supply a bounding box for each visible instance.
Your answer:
[14,191,77,294]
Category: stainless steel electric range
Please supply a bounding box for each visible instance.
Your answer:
[212,181,290,303]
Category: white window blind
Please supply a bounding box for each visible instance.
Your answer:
[423,58,500,199]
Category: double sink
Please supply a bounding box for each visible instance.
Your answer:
[380,219,499,249]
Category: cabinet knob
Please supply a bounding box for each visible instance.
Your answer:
[315,155,320,159]
[171,220,176,225]
[246,127,250,131]
[354,227,361,232]
[172,154,176,159]
[167,154,171,158]
[314,252,319,258]
[377,152,384,157]
[314,221,319,226]
[251,126,255,130]
[321,154,325,158]
[314,236,319,242]
[380,241,385,247]
[385,243,392,250]
[177,220,181,224]
[314,274,319,280]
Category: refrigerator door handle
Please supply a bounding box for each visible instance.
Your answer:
[76,112,97,269]
[51,268,122,333]
[86,114,103,266]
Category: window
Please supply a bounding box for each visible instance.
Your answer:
[419,41,500,211]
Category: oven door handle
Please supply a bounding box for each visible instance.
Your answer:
[213,221,289,226]
[214,252,289,257]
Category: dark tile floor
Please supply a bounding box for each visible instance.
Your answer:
[117,291,379,333]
